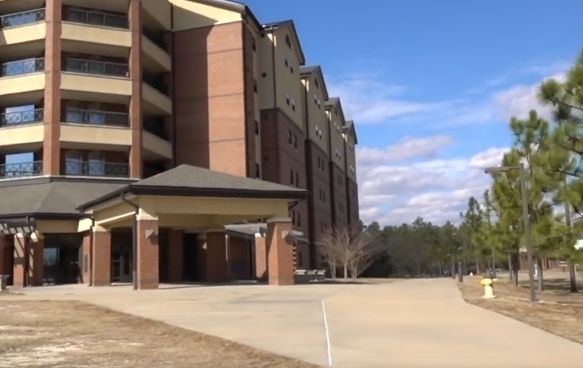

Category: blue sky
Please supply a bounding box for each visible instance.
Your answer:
[246,0,583,225]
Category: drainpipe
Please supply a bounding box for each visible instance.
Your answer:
[87,216,95,287]
[121,192,139,290]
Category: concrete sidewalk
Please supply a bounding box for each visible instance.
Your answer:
[7,279,583,367]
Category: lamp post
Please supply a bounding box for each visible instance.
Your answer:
[485,163,537,303]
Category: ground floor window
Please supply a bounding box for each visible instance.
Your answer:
[43,234,83,285]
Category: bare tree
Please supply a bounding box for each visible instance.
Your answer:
[320,226,380,280]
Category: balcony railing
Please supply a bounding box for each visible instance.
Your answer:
[64,108,129,127]
[64,58,129,78]
[1,58,44,77]
[64,8,128,29]
[65,160,129,178]
[0,109,43,127]
[0,8,45,29]
[0,161,42,178]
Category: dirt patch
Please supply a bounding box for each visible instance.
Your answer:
[0,300,318,368]
[458,274,583,345]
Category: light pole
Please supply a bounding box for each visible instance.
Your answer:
[485,163,537,303]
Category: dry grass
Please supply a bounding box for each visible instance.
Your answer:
[0,299,318,368]
[458,271,583,345]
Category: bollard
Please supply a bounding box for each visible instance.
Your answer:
[480,278,495,299]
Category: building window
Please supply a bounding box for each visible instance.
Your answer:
[256,163,261,178]
[288,129,292,144]
[285,35,291,48]
[255,120,259,135]
[293,134,298,149]
[297,212,301,227]
[88,151,104,176]
[65,150,83,176]
[315,79,320,90]
[290,169,294,184]
[252,41,256,52]
[284,58,289,67]
[286,94,290,106]
[253,82,258,94]
[295,172,299,187]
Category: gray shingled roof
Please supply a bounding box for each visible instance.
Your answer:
[135,165,305,193]
[0,180,126,218]
[80,165,306,210]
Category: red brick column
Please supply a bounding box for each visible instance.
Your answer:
[129,0,143,179]
[13,234,28,288]
[267,220,294,286]
[92,230,111,286]
[0,236,5,277]
[168,230,183,283]
[137,219,159,289]
[28,237,44,286]
[43,0,62,176]
[206,232,228,283]
[254,234,267,281]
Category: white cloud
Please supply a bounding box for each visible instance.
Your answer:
[358,143,510,226]
[357,135,452,166]
[327,74,458,124]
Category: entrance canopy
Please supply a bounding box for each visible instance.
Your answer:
[79,164,306,231]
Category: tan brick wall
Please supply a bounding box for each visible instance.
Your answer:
[92,231,111,287]
[174,22,249,177]
[168,230,183,283]
[137,219,159,289]
[129,0,143,178]
[28,237,44,286]
[43,0,62,176]
[205,232,228,282]
[254,236,267,281]
[228,235,251,280]
[267,221,294,286]
[331,163,349,229]
[12,235,27,288]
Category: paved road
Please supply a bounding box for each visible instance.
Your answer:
[8,279,583,367]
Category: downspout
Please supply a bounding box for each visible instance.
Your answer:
[264,26,279,181]
[88,216,95,286]
[121,192,139,291]
[302,78,316,269]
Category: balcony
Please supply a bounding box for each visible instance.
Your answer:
[64,108,128,127]
[0,161,42,179]
[0,58,45,100]
[0,8,45,29]
[64,160,129,178]
[61,58,131,103]
[64,58,128,78]
[0,8,46,47]
[64,7,127,29]
[0,108,43,127]
[142,82,172,115]
[1,58,44,77]
[142,34,171,72]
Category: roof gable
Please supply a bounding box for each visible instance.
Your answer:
[300,66,329,100]
[263,20,306,65]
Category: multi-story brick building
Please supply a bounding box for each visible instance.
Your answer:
[0,0,358,288]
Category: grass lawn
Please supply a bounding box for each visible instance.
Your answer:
[458,271,583,345]
[0,298,317,368]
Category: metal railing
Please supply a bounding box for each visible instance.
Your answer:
[0,8,45,29]
[0,109,43,127]
[0,161,42,178]
[64,58,129,78]
[1,58,44,77]
[65,160,129,178]
[64,8,128,29]
[64,108,129,127]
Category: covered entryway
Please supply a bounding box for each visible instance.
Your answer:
[43,234,83,285]
[80,165,306,289]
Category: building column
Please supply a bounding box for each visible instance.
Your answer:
[206,231,228,283]
[92,227,111,286]
[28,235,44,286]
[13,234,28,288]
[129,0,143,179]
[43,0,62,176]
[266,219,294,286]
[254,233,267,281]
[0,236,6,277]
[136,216,159,289]
[167,229,183,283]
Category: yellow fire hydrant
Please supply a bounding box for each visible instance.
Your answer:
[480,278,495,299]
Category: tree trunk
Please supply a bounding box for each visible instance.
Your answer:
[569,261,578,293]
[343,264,348,280]
[536,257,544,293]
[474,256,480,275]
[450,260,456,279]
[330,262,337,279]
[507,254,513,282]
[457,261,463,283]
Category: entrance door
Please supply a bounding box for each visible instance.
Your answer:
[183,234,198,281]
[43,234,83,285]
[111,229,133,283]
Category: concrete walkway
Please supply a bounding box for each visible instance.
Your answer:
[6,279,583,367]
